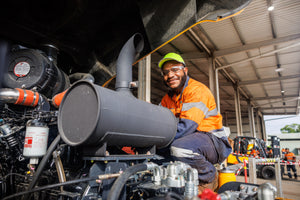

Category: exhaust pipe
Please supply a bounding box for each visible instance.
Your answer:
[115,33,144,93]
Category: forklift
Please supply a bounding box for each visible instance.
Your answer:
[227,136,281,179]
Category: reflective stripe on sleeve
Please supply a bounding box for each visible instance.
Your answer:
[182,102,218,118]
[211,128,227,138]
[206,108,218,118]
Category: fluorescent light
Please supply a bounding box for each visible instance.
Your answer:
[268,6,274,11]
[275,68,284,72]
[281,90,285,93]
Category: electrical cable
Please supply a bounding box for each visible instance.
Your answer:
[3,173,27,180]
[2,176,98,200]
[107,163,147,200]
[165,191,184,200]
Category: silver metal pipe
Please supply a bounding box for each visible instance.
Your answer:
[53,150,66,192]
[0,88,19,103]
[215,69,221,112]
[234,87,243,136]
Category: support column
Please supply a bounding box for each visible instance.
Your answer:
[234,86,243,136]
[209,57,216,99]
[259,111,267,140]
[248,101,256,138]
[275,159,283,197]
[249,158,257,184]
[256,109,262,139]
[224,111,229,127]
[138,55,151,102]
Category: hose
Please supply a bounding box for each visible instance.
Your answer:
[0,88,40,107]
[164,192,184,200]
[24,135,61,200]
[69,73,95,83]
[107,163,147,200]
[3,176,98,200]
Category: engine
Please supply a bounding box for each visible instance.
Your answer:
[0,33,194,200]
[0,33,277,200]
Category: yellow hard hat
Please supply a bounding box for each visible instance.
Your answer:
[158,52,185,68]
[247,144,254,150]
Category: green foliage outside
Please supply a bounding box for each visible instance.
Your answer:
[280,123,300,133]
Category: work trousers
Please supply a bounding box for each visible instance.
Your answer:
[287,165,297,178]
[167,132,232,183]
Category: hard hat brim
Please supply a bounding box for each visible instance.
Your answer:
[158,57,184,68]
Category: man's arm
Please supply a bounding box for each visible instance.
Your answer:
[175,118,198,139]
[175,86,215,139]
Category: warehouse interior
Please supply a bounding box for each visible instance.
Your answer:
[133,0,300,140]
[0,0,300,199]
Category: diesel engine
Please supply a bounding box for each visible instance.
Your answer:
[0,1,278,199]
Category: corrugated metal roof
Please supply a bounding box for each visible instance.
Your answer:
[200,19,242,49]
[273,0,300,37]
[150,0,300,120]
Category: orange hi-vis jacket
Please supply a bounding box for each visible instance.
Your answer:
[250,149,260,157]
[285,152,296,162]
[161,77,224,139]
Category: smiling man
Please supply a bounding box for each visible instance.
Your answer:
[158,52,232,193]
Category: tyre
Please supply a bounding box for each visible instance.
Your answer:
[261,166,275,179]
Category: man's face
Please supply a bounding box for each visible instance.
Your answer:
[286,149,289,153]
[162,61,188,91]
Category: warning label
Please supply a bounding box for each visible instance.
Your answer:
[14,62,30,77]
[24,137,33,148]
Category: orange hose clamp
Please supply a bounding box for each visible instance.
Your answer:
[15,88,39,107]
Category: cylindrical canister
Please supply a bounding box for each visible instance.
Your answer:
[23,119,49,159]
[218,168,236,189]
[58,81,177,148]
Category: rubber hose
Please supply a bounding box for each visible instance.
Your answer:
[69,73,94,83]
[107,163,147,200]
[24,135,61,200]
[3,176,97,200]
[165,192,184,200]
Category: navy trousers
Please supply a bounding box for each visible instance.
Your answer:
[167,132,232,183]
[287,165,297,178]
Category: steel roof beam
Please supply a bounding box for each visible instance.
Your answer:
[238,74,300,86]
[254,94,298,101]
[152,34,300,62]
[263,112,296,115]
[214,33,300,58]
[260,106,295,110]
